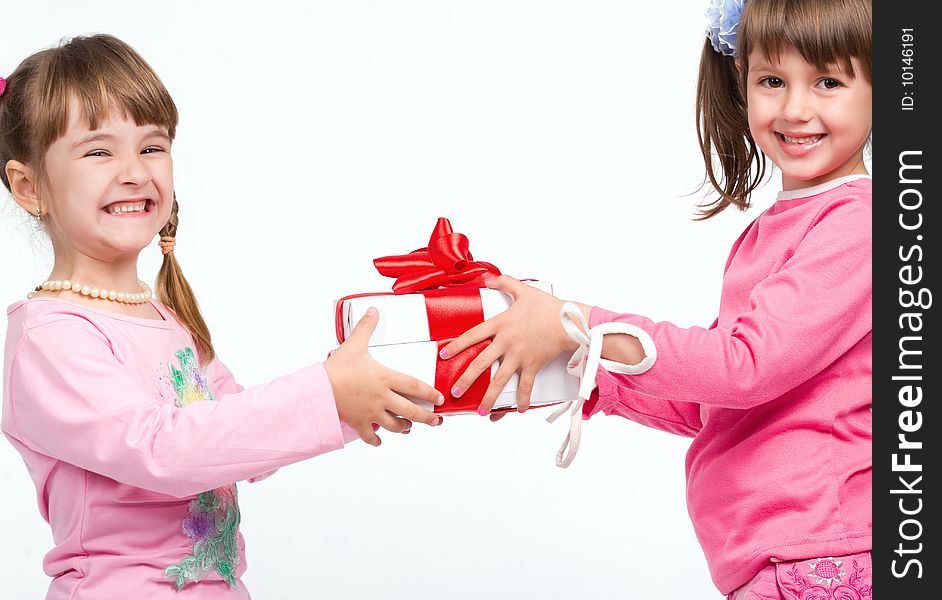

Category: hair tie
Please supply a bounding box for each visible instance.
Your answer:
[158,236,176,255]
[0,76,7,98]
[705,0,744,57]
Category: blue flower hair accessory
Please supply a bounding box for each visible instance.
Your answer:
[705,0,744,57]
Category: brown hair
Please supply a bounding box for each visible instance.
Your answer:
[695,0,872,219]
[0,34,215,363]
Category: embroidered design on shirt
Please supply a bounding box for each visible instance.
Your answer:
[169,347,214,407]
[786,559,873,599]
[165,486,242,590]
[162,347,242,589]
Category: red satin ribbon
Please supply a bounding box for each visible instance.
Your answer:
[337,218,502,412]
[423,285,492,412]
[373,218,500,295]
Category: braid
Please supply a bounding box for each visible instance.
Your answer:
[156,196,215,364]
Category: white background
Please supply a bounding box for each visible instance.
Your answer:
[0,1,795,598]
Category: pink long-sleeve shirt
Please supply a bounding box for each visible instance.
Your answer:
[2,297,352,599]
[584,176,872,595]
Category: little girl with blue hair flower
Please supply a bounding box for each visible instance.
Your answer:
[441,0,873,597]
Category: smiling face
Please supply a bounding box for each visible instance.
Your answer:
[744,46,872,191]
[40,98,174,264]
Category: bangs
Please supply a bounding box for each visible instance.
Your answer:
[31,35,178,155]
[740,0,872,81]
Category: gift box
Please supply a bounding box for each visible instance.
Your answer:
[334,218,579,414]
[339,281,553,347]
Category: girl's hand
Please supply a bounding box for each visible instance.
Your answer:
[439,276,581,415]
[325,308,445,446]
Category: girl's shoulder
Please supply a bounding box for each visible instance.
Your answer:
[775,175,871,204]
[7,297,179,336]
[5,298,194,381]
[812,178,872,222]
[769,176,871,226]
[830,177,872,207]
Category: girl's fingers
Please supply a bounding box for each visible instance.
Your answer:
[439,278,535,362]
[377,411,412,434]
[387,370,445,408]
[513,369,536,412]
[354,422,382,447]
[483,274,525,297]
[476,360,518,415]
[386,391,443,427]
[439,319,495,361]
[450,343,503,399]
[345,307,379,347]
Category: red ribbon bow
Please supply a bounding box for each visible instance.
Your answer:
[373,218,501,294]
[335,218,503,412]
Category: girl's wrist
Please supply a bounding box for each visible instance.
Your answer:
[557,300,592,352]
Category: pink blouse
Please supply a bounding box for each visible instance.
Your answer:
[3,297,353,599]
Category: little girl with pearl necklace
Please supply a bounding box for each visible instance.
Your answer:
[0,34,443,599]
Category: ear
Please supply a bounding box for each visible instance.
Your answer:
[5,160,41,215]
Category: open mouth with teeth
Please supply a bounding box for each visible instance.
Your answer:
[103,199,155,215]
[777,132,825,145]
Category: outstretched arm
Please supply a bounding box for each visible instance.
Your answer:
[3,308,443,498]
[441,197,871,418]
[440,277,701,435]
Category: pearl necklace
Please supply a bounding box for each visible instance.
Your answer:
[29,279,153,304]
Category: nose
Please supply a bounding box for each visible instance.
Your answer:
[117,153,152,187]
[782,87,814,123]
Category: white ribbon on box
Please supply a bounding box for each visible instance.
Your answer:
[548,302,658,468]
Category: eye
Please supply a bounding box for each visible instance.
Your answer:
[142,146,167,155]
[84,150,111,158]
[759,76,784,89]
[817,78,842,90]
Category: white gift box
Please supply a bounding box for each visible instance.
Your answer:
[339,281,554,346]
[336,282,579,414]
[367,341,577,413]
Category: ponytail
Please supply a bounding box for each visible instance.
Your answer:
[156,197,215,364]
[694,39,767,219]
